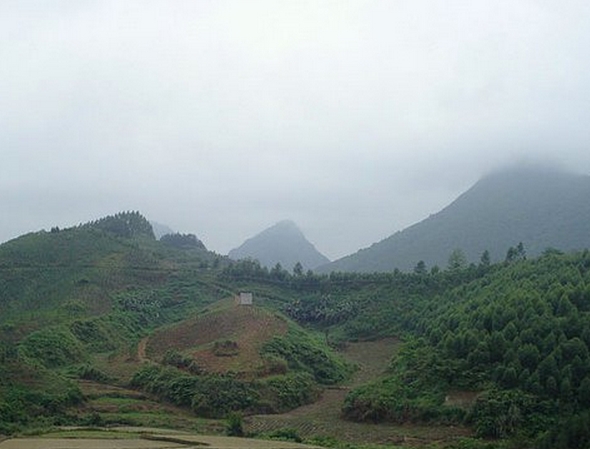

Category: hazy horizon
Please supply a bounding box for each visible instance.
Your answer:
[2,1,590,259]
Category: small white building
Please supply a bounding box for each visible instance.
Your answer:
[236,292,253,306]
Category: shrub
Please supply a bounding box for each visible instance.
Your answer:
[162,349,202,374]
[18,327,84,368]
[71,363,110,382]
[225,412,244,436]
[266,428,302,443]
[212,340,239,357]
[261,328,351,385]
[191,376,258,418]
[259,372,318,412]
[130,365,258,418]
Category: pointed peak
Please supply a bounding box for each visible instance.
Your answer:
[228,220,329,271]
[258,220,304,238]
[271,219,300,230]
[275,219,297,227]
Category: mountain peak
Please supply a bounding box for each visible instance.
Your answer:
[228,220,330,271]
[256,220,304,239]
[274,219,299,229]
[319,166,590,273]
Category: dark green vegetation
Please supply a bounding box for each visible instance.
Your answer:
[222,249,590,448]
[321,167,590,272]
[2,210,590,449]
[228,219,330,272]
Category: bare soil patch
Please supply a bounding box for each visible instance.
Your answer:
[137,337,149,363]
[146,434,322,449]
[145,305,288,377]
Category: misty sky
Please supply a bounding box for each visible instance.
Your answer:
[2,1,590,260]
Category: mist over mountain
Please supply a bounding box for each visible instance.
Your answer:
[319,166,590,273]
[228,220,330,271]
[150,221,175,240]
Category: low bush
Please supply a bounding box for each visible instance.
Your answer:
[18,327,84,368]
[261,328,351,385]
[258,372,318,412]
[265,427,303,443]
[225,412,244,436]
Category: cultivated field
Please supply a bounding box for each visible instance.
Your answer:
[246,338,473,446]
[0,429,322,449]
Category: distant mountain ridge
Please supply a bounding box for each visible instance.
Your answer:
[150,221,175,239]
[228,220,330,271]
[319,166,590,273]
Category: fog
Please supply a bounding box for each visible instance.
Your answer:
[1,1,589,259]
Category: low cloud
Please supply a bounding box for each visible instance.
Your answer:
[1,1,589,259]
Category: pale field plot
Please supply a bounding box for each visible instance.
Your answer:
[0,432,322,449]
[0,438,183,449]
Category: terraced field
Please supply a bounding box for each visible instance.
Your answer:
[246,339,473,446]
[0,428,323,449]
[69,308,473,447]
[76,380,218,432]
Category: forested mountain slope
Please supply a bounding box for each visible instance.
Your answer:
[320,167,590,273]
[340,250,590,447]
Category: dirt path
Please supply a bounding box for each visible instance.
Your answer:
[246,338,471,446]
[137,336,149,363]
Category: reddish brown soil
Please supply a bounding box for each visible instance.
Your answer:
[144,304,288,377]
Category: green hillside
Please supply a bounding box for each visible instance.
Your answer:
[0,212,349,436]
[0,212,220,333]
[320,167,590,272]
[222,252,590,448]
[3,211,590,448]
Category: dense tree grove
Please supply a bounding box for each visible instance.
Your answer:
[340,250,590,447]
[160,233,206,250]
[82,211,155,239]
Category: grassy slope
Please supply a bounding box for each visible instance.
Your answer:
[0,219,352,434]
[0,221,233,432]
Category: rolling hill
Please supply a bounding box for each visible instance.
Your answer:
[319,166,590,273]
[228,220,330,272]
[144,299,290,377]
[0,212,349,433]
